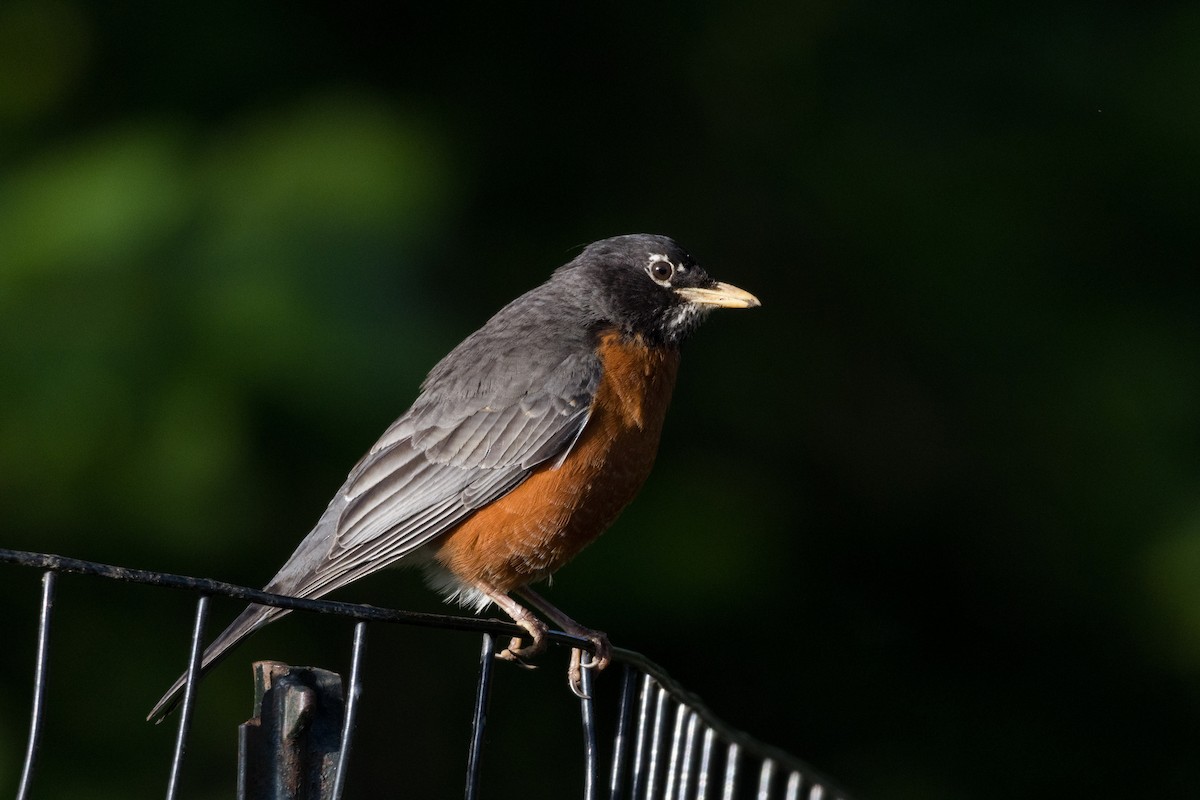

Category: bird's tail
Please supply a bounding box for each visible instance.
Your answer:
[146,602,289,724]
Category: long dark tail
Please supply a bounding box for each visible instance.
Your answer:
[146,602,289,723]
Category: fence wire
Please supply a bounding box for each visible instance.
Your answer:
[1,547,853,800]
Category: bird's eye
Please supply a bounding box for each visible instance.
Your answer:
[647,258,675,284]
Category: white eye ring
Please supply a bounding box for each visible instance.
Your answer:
[646,254,675,286]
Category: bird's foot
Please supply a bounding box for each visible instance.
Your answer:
[511,587,613,698]
[495,614,548,665]
[567,628,611,699]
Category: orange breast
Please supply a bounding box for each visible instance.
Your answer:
[430,331,680,594]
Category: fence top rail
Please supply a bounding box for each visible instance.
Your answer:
[0,546,552,640]
[1,546,851,795]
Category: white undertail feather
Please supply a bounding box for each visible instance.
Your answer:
[418,555,495,613]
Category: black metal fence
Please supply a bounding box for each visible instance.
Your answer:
[2,548,853,800]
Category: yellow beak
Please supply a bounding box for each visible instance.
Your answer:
[674,281,761,309]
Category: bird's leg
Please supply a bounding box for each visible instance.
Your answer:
[484,590,549,665]
[515,587,611,698]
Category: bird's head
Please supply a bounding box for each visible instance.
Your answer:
[557,234,760,345]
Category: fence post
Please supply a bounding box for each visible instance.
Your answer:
[238,661,346,800]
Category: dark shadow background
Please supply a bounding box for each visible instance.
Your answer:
[2,2,1199,798]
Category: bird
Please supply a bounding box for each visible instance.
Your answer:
[148,233,759,722]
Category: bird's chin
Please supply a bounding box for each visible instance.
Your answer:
[663,302,715,340]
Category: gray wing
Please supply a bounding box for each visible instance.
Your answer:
[264,342,602,600]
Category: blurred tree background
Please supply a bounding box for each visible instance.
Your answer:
[2,1,1199,798]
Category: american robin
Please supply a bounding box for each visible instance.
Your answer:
[148,233,758,721]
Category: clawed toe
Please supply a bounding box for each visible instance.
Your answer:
[494,614,549,667]
[567,630,611,699]
[496,634,544,668]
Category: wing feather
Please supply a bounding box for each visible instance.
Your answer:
[271,345,604,600]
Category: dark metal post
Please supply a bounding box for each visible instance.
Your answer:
[579,663,598,800]
[16,570,55,800]
[238,661,347,800]
[166,594,210,800]
[330,621,367,800]
[607,666,637,800]
[465,632,496,800]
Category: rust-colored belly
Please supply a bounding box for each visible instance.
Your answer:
[430,332,680,593]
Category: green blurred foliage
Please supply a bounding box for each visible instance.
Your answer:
[1,1,1198,798]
